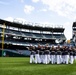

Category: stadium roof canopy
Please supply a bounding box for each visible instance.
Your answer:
[0,19,64,32]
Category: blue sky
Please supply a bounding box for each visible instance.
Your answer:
[0,0,76,40]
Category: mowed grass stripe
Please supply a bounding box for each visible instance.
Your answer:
[0,57,76,75]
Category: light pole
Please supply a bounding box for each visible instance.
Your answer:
[2,23,6,57]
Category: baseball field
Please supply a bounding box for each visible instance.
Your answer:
[0,57,76,75]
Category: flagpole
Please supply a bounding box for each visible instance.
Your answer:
[2,23,6,57]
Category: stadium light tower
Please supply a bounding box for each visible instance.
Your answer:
[2,23,6,57]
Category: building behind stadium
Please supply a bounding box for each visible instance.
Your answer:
[72,22,76,46]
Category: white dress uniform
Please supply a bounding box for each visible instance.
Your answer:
[29,46,35,63]
[35,47,41,64]
[64,48,69,64]
[43,46,50,64]
[69,49,74,64]
[62,48,65,64]
[39,50,44,63]
[57,49,62,64]
[50,49,55,64]
[73,48,76,60]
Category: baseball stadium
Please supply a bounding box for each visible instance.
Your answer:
[0,18,76,75]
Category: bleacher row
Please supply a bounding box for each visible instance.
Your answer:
[0,27,65,39]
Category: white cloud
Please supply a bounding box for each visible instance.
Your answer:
[4,17,13,22]
[40,9,47,12]
[40,0,76,19]
[32,0,40,3]
[24,5,35,14]
[15,18,26,21]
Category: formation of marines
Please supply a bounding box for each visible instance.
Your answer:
[28,44,76,64]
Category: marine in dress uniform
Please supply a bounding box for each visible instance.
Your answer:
[35,44,41,64]
[50,45,55,64]
[69,46,74,64]
[29,45,35,63]
[56,47,62,64]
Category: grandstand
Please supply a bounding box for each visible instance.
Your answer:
[0,19,66,57]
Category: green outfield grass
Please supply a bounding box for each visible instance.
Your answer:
[0,57,76,75]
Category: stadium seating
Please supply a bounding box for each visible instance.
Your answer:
[0,19,66,56]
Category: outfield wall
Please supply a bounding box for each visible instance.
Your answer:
[0,49,30,57]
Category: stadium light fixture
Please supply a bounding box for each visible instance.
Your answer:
[18,20,23,24]
[28,22,32,26]
[13,19,23,24]
[13,19,18,23]
[24,21,28,25]
[32,23,35,26]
